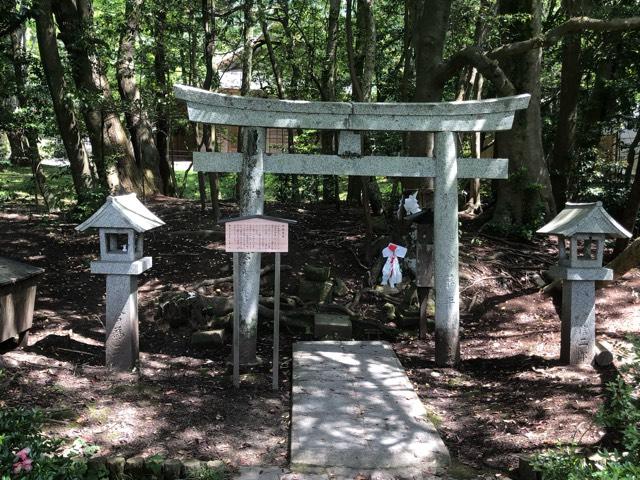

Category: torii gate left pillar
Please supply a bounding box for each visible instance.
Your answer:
[175,84,530,367]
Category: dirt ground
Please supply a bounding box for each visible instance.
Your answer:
[1,197,639,475]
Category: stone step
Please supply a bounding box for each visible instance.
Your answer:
[313,314,352,340]
[234,466,447,480]
[291,341,450,474]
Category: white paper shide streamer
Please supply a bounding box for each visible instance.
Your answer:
[381,243,407,288]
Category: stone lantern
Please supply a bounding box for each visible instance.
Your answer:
[537,202,631,365]
[76,194,164,370]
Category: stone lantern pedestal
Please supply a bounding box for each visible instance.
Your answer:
[76,194,164,371]
[552,265,612,364]
[91,257,153,370]
[538,202,631,365]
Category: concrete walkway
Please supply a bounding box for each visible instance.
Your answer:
[290,341,450,476]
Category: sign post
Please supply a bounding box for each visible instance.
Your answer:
[221,215,295,389]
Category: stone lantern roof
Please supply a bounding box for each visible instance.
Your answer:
[537,202,631,238]
[76,194,165,233]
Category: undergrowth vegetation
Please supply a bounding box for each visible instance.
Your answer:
[532,336,640,479]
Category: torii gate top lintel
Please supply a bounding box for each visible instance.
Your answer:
[174,84,530,133]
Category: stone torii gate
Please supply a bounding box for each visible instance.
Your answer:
[175,84,530,367]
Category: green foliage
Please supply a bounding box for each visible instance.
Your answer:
[484,167,547,240]
[186,465,225,480]
[0,408,96,479]
[531,336,640,479]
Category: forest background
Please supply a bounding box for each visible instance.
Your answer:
[1,0,640,248]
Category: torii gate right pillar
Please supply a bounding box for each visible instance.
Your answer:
[434,131,460,366]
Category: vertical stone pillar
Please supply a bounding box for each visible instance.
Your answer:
[238,127,266,364]
[560,280,596,365]
[105,275,139,370]
[434,131,460,367]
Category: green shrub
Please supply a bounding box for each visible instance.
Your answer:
[186,465,226,480]
[531,336,640,479]
[0,408,97,479]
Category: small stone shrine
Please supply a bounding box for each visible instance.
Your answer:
[219,214,295,389]
[76,194,164,371]
[537,202,631,365]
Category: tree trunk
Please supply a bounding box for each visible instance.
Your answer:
[6,128,30,167]
[463,74,485,214]
[35,0,94,203]
[53,0,155,195]
[606,236,640,282]
[202,0,219,219]
[241,0,255,97]
[493,0,556,230]
[10,21,52,210]
[320,0,341,205]
[275,0,302,203]
[402,0,451,201]
[116,0,165,194]
[614,130,640,254]
[153,8,176,196]
[234,0,255,201]
[549,0,589,210]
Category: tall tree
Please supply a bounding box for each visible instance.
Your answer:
[35,0,94,203]
[53,0,158,195]
[492,0,556,228]
[116,0,168,195]
[201,0,220,219]
[152,7,175,196]
[403,0,451,203]
[320,0,341,205]
[9,16,52,209]
[549,0,591,210]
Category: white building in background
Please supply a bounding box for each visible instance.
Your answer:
[618,129,639,177]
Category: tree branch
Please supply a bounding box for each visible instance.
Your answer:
[215,5,243,18]
[490,15,640,59]
[437,46,515,96]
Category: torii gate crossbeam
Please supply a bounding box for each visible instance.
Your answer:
[175,84,530,367]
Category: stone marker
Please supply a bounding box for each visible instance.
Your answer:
[314,313,352,340]
[175,84,530,367]
[76,194,164,371]
[191,329,226,347]
[537,202,631,365]
[594,340,614,367]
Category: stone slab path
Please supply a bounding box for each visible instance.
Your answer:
[290,341,450,476]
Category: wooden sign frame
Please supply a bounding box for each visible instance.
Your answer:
[220,215,295,390]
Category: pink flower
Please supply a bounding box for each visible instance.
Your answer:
[13,448,33,473]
